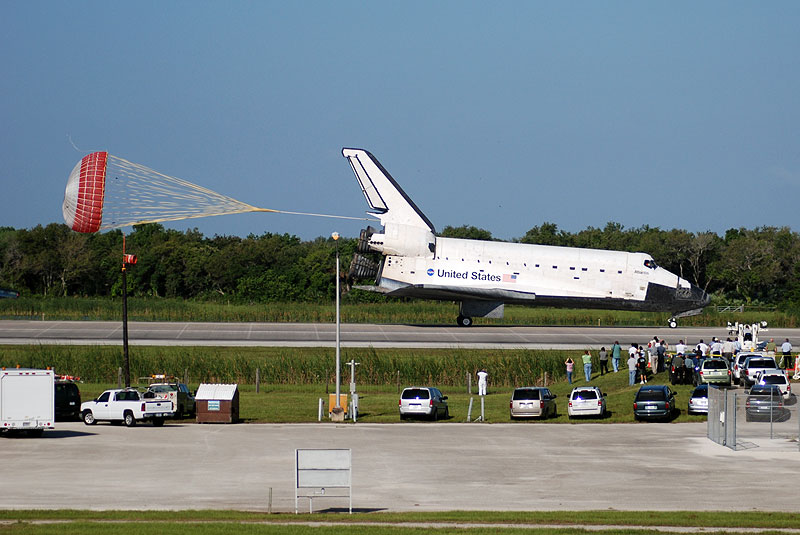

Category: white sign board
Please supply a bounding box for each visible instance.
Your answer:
[295,448,351,514]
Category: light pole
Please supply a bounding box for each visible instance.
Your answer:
[332,232,341,416]
[121,234,137,388]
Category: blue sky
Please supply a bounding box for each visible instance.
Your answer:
[2,1,799,241]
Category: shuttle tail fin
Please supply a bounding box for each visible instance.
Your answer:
[342,148,436,258]
[342,148,435,234]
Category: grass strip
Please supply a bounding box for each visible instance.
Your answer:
[1,297,796,327]
[0,510,798,529]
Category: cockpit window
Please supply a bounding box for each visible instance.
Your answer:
[644,259,657,269]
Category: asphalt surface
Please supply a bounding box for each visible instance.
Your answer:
[1,421,798,512]
[2,320,799,349]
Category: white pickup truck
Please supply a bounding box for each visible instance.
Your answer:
[80,388,174,427]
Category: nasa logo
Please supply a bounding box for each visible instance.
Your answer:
[427,268,435,276]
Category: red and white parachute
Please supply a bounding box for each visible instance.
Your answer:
[62,151,373,233]
[62,151,276,233]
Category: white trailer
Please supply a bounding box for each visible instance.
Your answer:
[0,368,55,436]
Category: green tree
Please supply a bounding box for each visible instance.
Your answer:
[440,225,495,241]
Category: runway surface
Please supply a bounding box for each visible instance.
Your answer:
[2,421,798,512]
[2,320,799,349]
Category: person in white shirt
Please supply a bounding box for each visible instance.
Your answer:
[780,339,793,370]
[675,340,687,355]
[477,369,488,395]
[722,338,735,362]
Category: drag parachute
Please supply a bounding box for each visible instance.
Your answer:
[62,151,276,233]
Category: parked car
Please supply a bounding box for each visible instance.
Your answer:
[740,355,780,388]
[144,381,196,417]
[693,358,731,387]
[633,385,677,421]
[745,385,789,422]
[754,371,792,401]
[567,386,606,418]
[669,355,693,385]
[399,387,449,421]
[54,380,81,421]
[509,387,557,420]
[687,384,709,415]
[732,353,758,385]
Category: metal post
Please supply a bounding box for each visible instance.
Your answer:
[332,232,342,418]
[318,398,323,421]
[256,367,260,394]
[480,396,485,422]
[467,397,473,422]
[467,372,472,394]
[121,249,130,388]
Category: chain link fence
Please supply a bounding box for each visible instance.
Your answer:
[708,386,800,451]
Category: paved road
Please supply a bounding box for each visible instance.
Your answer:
[2,320,799,349]
[1,421,798,512]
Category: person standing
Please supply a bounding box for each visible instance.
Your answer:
[599,347,609,376]
[781,339,793,371]
[582,350,592,382]
[722,338,735,363]
[477,369,488,396]
[637,350,648,384]
[627,352,638,386]
[648,337,659,374]
[676,340,687,356]
[564,357,574,385]
[611,341,622,373]
[657,340,667,373]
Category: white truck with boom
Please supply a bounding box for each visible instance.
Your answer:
[0,368,55,437]
[81,388,174,427]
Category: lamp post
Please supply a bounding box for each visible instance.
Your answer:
[332,232,341,416]
[121,235,137,388]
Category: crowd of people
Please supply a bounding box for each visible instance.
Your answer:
[563,336,796,387]
[475,336,796,393]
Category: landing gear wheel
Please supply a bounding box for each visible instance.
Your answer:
[668,318,678,329]
[457,315,473,327]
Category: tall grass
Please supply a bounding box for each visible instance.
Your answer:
[0,345,574,387]
[1,296,797,326]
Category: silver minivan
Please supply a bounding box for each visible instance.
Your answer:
[509,387,558,420]
[399,387,449,420]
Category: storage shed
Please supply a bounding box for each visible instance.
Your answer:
[195,383,239,423]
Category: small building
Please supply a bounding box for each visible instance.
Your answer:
[195,383,239,423]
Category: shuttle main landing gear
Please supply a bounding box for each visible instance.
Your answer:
[457,315,473,327]
[668,318,678,329]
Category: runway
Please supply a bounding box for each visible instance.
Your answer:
[1,320,798,349]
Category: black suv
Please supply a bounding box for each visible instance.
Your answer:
[54,381,81,421]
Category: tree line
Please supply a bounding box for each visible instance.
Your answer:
[1,221,798,308]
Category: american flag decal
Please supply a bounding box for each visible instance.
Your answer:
[503,273,518,283]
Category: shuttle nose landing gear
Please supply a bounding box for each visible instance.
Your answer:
[668,318,678,329]
[457,315,473,327]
